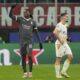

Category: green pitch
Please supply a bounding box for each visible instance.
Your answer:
[0,64,80,80]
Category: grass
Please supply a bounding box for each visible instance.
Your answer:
[0,64,80,80]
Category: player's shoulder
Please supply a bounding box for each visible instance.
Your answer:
[16,15,22,18]
[57,22,62,26]
[56,22,62,28]
[17,15,24,20]
[30,19,36,24]
[15,15,23,21]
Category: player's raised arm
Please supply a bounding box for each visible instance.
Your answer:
[33,22,43,49]
[9,4,17,20]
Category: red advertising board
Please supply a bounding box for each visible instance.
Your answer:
[0,3,80,29]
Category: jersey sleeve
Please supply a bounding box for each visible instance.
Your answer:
[16,16,22,23]
[55,24,61,31]
[33,21,38,30]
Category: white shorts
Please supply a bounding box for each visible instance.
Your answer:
[55,42,72,57]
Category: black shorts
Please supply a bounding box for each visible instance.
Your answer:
[21,43,33,55]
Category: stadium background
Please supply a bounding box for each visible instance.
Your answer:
[0,0,80,65]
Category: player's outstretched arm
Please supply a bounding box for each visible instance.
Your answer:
[34,28,43,50]
[33,21,43,49]
[35,29,43,49]
[9,4,17,20]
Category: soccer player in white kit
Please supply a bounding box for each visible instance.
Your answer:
[53,13,73,78]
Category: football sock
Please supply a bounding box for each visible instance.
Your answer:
[55,64,60,76]
[28,56,33,72]
[22,54,27,72]
[61,59,70,73]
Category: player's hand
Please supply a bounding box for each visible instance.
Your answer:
[39,42,43,50]
[67,36,71,42]
[57,38,64,45]
[58,35,67,45]
[58,37,63,45]
[11,3,17,8]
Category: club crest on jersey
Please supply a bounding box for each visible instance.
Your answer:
[31,21,33,25]
[63,31,67,35]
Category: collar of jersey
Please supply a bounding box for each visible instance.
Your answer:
[23,17,31,21]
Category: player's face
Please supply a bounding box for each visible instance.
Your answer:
[24,10,30,18]
[63,14,68,22]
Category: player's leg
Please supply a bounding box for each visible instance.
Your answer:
[27,43,33,78]
[61,44,73,78]
[55,43,64,78]
[55,57,62,78]
[21,44,28,78]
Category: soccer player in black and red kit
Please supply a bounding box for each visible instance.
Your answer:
[9,4,43,78]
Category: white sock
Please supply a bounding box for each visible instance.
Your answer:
[55,64,60,76]
[61,59,70,73]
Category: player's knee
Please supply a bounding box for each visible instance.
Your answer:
[55,57,61,65]
[28,55,32,62]
[28,54,32,57]
[67,54,73,61]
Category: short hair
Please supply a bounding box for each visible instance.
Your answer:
[60,13,67,17]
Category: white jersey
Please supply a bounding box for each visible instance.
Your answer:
[55,22,72,57]
[55,22,67,44]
